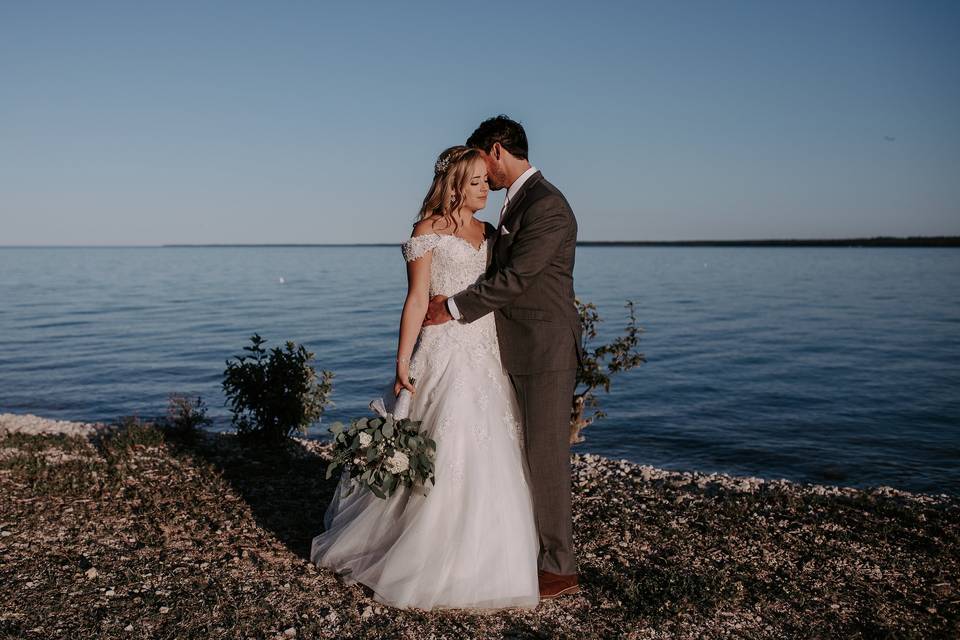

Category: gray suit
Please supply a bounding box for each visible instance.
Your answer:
[452,170,581,575]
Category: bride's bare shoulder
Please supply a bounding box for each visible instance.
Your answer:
[403,217,449,262]
[411,215,452,238]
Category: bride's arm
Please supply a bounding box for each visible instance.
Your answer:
[394,234,433,396]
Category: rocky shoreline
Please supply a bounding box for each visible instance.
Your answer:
[1,412,957,639]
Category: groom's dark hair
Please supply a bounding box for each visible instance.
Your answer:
[466,115,528,160]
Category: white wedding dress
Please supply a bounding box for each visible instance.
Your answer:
[310,232,540,610]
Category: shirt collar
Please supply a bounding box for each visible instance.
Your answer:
[505,166,538,203]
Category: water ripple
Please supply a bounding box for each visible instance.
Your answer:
[1,246,958,495]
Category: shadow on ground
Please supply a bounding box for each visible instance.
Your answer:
[164,430,340,562]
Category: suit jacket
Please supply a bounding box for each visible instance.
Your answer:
[453,171,583,375]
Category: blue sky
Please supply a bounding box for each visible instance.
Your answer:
[2,1,958,244]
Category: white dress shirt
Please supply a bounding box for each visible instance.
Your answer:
[447,166,538,321]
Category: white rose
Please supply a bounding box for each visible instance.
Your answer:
[386,451,410,474]
[358,432,373,448]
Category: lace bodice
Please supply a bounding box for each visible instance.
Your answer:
[400,232,502,373]
[401,233,489,298]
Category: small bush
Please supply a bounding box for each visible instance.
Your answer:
[222,334,333,444]
[571,300,646,444]
[162,394,212,440]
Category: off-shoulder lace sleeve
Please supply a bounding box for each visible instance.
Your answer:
[401,234,441,262]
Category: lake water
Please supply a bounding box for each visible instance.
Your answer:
[1,246,958,495]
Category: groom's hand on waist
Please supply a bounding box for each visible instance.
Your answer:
[423,295,453,326]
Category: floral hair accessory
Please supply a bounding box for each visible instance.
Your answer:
[434,155,451,175]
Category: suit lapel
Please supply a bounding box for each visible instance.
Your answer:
[492,171,544,265]
[497,170,543,235]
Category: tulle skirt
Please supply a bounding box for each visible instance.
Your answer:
[310,320,540,610]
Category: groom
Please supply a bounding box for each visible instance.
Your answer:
[423,115,583,599]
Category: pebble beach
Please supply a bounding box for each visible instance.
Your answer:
[1,412,957,639]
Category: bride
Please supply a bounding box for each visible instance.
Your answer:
[310,146,540,609]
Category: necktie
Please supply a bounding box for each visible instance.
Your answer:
[498,193,510,227]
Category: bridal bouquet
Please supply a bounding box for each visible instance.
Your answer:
[325,391,436,499]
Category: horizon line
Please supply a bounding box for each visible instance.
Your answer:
[1,235,959,249]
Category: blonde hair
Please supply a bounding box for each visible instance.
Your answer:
[417,145,484,232]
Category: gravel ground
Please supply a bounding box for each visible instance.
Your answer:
[0,414,957,639]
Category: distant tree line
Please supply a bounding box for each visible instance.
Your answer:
[577,236,960,248]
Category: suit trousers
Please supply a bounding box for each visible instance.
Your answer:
[509,368,578,576]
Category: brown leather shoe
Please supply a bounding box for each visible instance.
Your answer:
[538,570,579,599]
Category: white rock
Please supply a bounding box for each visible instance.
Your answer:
[0,413,109,437]
[283,628,297,637]
[85,568,98,579]
[124,625,133,632]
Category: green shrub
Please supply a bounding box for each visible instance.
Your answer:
[572,300,646,444]
[222,334,333,444]
[162,394,212,439]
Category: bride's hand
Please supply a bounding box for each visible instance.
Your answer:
[394,365,416,397]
